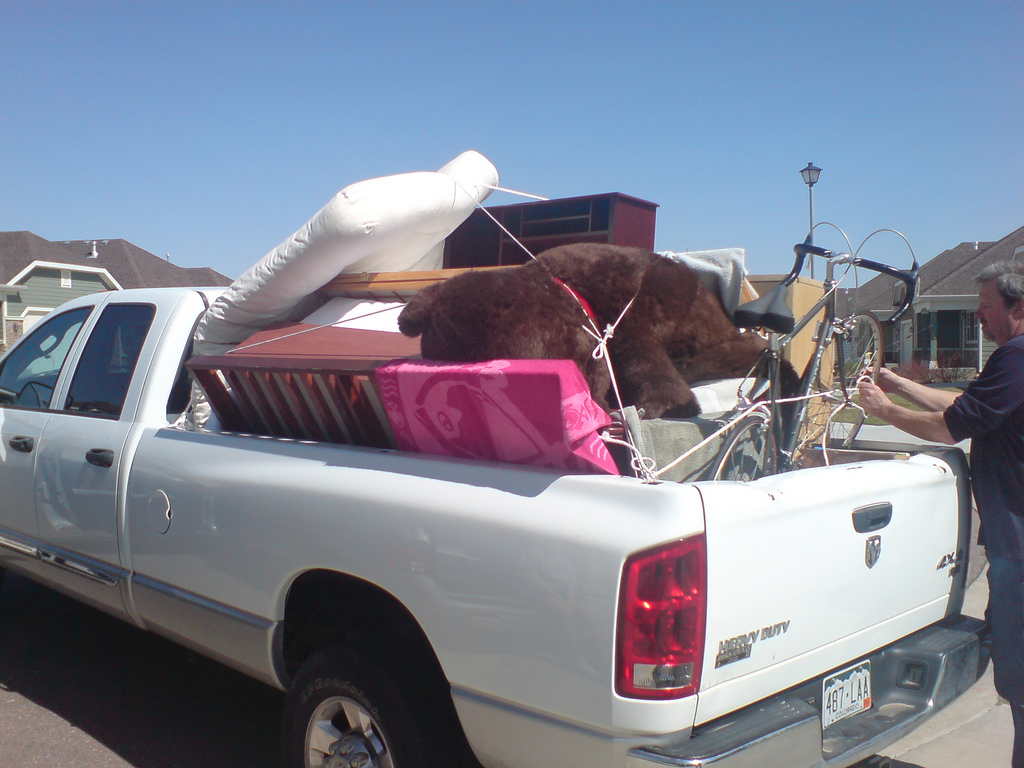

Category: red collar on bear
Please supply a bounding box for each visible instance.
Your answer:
[551,276,598,323]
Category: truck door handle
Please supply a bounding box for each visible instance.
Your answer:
[852,503,892,533]
[85,448,114,468]
[8,436,34,453]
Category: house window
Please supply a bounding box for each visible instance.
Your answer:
[61,270,72,288]
[961,310,979,345]
[1014,245,1024,263]
[915,310,932,362]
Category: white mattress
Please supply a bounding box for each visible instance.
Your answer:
[194,150,498,357]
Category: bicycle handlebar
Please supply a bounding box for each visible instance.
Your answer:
[789,241,919,325]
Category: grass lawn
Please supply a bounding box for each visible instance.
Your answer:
[834,386,963,425]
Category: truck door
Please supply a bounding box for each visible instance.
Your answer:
[33,303,156,616]
[0,307,93,562]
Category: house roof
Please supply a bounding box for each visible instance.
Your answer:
[845,224,1024,314]
[929,225,1024,296]
[0,231,232,289]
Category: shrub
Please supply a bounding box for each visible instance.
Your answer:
[894,357,976,385]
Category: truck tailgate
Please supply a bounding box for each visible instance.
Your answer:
[694,452,967,726]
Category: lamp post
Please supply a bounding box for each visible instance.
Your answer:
[800,163,822,279]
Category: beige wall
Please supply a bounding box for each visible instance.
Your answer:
[747,275,825,376]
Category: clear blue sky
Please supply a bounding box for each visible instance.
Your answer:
[2,1,1021,280]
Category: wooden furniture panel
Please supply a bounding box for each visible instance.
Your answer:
[443,192,658,268]
[321,266,509,301]
[187,324,420,447]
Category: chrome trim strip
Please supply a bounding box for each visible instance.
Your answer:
[0,527,121,586]
[0,531,40,558]
[131,573,274,630]
[37,549,120,586]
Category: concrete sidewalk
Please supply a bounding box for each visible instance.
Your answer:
[854,424,971,451]
[880,567,1015,768]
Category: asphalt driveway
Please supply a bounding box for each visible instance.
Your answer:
[0,573,285,768]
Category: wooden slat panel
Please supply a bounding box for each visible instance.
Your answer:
[311,373,357,445]
[321,266,511,300]
[191,368,251,432]
[291,373,337,442]
[224,371,273,434]
[333,374,377,446]
[186,324,415,447]
[251,372,294,437]
[272,372,319,440]
[348,375,391,448]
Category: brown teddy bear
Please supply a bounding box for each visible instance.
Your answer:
[398,242,796,418]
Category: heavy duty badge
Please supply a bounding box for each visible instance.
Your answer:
[715,620,791,668]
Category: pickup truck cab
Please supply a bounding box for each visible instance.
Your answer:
[0,286,988,768]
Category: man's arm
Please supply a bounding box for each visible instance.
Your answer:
[858,378,958,444]
[874,367,960,412]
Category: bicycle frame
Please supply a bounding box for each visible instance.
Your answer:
[756,242,919,472]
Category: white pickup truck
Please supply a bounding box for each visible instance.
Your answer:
[0,285,988,768]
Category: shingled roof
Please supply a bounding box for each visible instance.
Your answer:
[0,231,232,288]
[846,225,1024,314]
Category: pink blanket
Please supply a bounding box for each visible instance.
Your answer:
[376,359,618,474]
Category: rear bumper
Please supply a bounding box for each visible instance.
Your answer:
[627,615,989,768]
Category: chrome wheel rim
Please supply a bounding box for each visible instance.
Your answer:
[306,696,393,768]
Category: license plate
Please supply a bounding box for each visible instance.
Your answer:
[822,661,872,727]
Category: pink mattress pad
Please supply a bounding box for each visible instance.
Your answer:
[375,359,618,474]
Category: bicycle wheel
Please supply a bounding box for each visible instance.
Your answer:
[711,413,771,481]
[837,312,883,391]
[798,312,883,459]
[830,312,883,446]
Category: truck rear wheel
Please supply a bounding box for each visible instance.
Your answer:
[283,645,430,768]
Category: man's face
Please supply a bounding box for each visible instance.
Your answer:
[976,281,1024,345]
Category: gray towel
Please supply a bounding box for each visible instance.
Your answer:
[658,247,747,317]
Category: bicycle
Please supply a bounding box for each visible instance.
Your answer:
[709,233,919,481]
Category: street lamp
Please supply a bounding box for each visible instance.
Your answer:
[800,163,822,279]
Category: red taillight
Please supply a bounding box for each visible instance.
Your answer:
[616,535,706,699]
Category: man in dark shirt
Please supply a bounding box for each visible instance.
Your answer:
[858,261,1024,768]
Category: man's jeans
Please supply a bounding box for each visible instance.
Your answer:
[987,556,1024,768]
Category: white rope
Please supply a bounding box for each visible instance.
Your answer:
[450,178,540,263]
[572,290,663,480]
[482,184,550,201]
[581,292,638,413]
[601,433,658,482]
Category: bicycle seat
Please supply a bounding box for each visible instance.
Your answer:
[732,284,795,334]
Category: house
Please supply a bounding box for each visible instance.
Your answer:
[847,225,1024,372]
[0,231,232,350]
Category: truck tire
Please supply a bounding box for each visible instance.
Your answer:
[283,645,430,768]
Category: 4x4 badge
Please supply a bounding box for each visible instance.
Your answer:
[865,536,882,569]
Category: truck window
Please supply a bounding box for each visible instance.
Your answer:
[166,336,195,418]
[0,307,92,409]
[64,304,156,418]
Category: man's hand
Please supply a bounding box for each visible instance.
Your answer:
[857,374,958,444]
[875,366,904,394]
[858,378,891,419]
